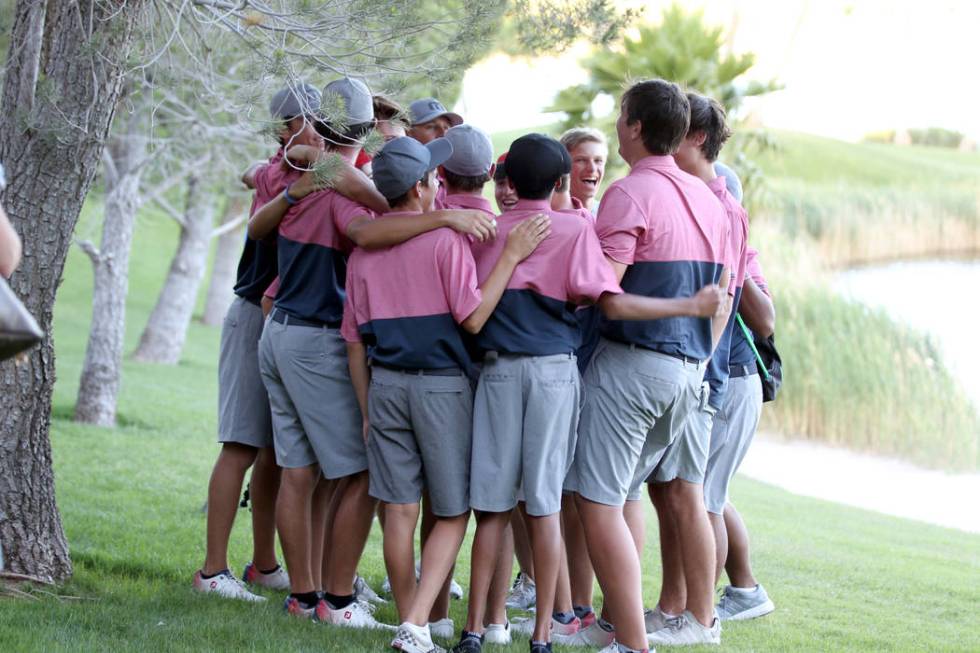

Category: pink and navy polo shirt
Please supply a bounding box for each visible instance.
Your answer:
[703,175,749,408]
[437,192,494,216]
[470,199,622,356]
[595,155,731,361]
[341,211,482,370]
[729,246,770,369]
[274,176,372,325]
[234,150,301,303]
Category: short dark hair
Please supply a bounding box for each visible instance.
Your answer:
[557,173,570,193]
[372,95,403,122]
[687,93,731,162]
[493,161,507,182]
[443,169,490,192]
[387,169,434,209]
[315,120,375,147]
[621,79,690,155]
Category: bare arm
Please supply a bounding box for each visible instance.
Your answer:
[710,266,733,350]
[247,190,292,240]
[598,285,725,321]
[461,215,551,334]
[347,209,497,251]
[346,341,371,443]
[0,205,22,278]
[738,276,775,337]
[240,162,264,190]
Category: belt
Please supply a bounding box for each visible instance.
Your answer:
[373,363,462,377]
[270,309,341,329]
[729,364,758,378]
[625,342,703,366]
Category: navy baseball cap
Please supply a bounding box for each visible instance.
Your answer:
[269,82,321,120]
[505,133,570,196]
[409,98,463,127]
[443,124,494,176]
[373,136,454,200]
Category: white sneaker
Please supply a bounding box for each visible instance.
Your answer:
[242,562,290,591]
[644,605,674,633]
[323,599,396,630]
[596,645,620,653]
[429,617,454,639]
[382,575,393,595]
[449,577,464,600]
[355,574,388,605]
[193,570,266,602]
[647,611,720,646]
[392,622,446,653]
[552,620,615,647]
[509,615,535,637]
[484,622,511,645]
[505,572,536,610]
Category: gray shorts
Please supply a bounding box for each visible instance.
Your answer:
[258,314,366,475]
[703,373,763,514]
[566,339,704,507]
[649,382,715,485]
[366,366,473,517]
[218,297,273,448]
[471,352,580,517]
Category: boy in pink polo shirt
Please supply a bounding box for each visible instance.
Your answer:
[455,134,727,653]
[342,136,550,653]
[568,79,733,653]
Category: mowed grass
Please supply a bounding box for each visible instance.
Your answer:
[0,195,978,651]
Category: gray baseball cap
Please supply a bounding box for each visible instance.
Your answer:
[408,98,463,127]
[269,82,322,120]
[372,136,454,201]
[321,77,374,126]
[443,124,494,176]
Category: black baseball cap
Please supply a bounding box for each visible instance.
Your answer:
[505,133,571,198]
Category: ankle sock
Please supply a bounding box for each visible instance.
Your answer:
[258,564,280,575]
[616,645,647,653]
[322,591,355,610]
[597,617,615,632]
[291,591,320,608]
[461,630,484,642]
[530,642,552,652]
[730,584,759,594]
[552,610,576,625]
[573,605,594,620]
[199,568,229,580]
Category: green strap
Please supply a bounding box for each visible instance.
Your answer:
[736,314,771,381]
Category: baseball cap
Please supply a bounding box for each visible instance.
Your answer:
[321,77,374,126]
[408,98,463,127]
[493,152,508,182]
[505,133,570,197]
[443,125,494,176]
[713,161,743,202]
[372,136,454,201]
[269,82,321,120]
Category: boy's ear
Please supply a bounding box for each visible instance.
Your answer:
[692,130,708,149]
[488,162,496,179]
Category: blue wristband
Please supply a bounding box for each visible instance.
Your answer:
[283,184,299,206]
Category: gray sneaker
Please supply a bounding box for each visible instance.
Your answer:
[505,572,536,610]
[644,605,672,633]
[716,584,775,621]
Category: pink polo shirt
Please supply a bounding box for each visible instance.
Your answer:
[341,211,482,370]
[469,198,622,356]
[595,155,731,360]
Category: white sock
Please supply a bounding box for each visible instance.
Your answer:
[729,584,759,594]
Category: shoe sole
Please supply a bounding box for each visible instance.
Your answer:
[722,599,775,622]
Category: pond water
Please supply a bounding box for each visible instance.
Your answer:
[833,259,980,408]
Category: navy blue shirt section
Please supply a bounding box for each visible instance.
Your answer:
[601,260,724,361]
[476,289,581,357]
[361,313,472,372]
[233,234,278,303]
[704,286,742,409]
[273,239,348,325]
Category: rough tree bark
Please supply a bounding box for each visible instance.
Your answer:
[74,117,147,427]
[132,173,215,364]
[201,196,247,327]
[0,0,144,582]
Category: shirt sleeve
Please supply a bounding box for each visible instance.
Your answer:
[745,247,770,297]
[439,234,483,324]
[566,226,623,304]
[340,263,362,343]
[332,194,373,239]
[594,185,646,265]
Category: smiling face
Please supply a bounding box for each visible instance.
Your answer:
[494,176,518,212]
[281,115,324,150]
[569,140,607,207]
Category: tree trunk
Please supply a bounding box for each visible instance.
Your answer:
[201,196,247,327]
[132,173,214,364]
[74,128,146,427]
[0,0,143,582]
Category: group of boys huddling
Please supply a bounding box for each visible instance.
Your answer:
[192,74,777,653]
